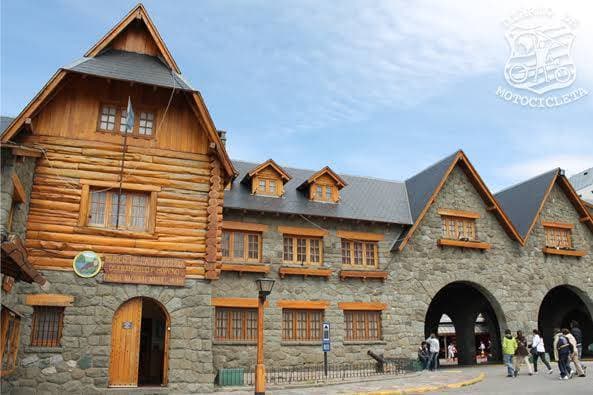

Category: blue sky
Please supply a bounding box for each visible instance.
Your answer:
[1,0,592,191]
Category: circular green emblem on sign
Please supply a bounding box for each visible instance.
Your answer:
[73,251,102,278]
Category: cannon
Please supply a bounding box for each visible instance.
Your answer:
[367,350,387,373]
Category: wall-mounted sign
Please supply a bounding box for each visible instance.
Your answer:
[103,255,185,287]
[122,321,133,329]
[73,251,102,278]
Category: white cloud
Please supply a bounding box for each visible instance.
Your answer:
[499,154,593,182]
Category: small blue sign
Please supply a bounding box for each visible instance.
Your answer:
[322,340,331,352]
[322,322,331,352]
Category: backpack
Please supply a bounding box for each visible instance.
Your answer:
[557,335,574,353]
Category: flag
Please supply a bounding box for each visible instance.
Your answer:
[125,97,135,133]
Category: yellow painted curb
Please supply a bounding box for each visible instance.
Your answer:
[355,372,485,395]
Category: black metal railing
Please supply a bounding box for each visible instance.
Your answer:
[242,358,418,386]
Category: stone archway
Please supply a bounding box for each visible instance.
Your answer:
[425,281,506,365]
[108,297,170,387]
[538,285,593,359]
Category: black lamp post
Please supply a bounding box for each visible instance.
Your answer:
[254,278,274,395]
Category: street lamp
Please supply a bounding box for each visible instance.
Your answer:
[254,278,274,395]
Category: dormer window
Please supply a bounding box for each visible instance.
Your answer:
[299,166,347,203]
[242,159,292,197]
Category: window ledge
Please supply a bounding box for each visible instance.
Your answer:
[74,226,157,239]
[281,341,322,346]
[339,270,388,282]
[437,239,491,250]
[343,340,386,346]
[24,346,65,354]
[212,341,257,346]
[221,263,270,274]
[278,266,332,279]
[542,247,586,257]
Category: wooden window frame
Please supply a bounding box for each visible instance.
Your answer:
[282,235,323,265]
[340,239,378,268]
[1,306,21,376]
[96,102,157,139]
[30,306,65,348]
[440,215,477,241]
[214,307,258,342]
[543,223,573,249]
[78,181,158,235]
[221,230,262,263]
[281,309,324,342]
[254,177,280,197]
[343,310,382,341]
[310,183,337,203]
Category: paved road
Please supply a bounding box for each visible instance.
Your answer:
[440,362,592,395]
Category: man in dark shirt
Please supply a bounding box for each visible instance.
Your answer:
[570,320,586,374]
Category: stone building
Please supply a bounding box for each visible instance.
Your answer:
[1,4,593,395]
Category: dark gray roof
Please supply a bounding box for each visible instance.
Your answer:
[0,116,15,134]
[569,167,593,191]
[405,151,459,221]
[495,168,559,239]
[224,160,413,224]
[63,50,193,91]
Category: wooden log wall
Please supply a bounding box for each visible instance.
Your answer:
[23,135,212,278]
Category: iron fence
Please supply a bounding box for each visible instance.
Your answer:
[242,358,419,386]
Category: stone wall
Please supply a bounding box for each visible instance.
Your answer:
[0,149,36,240]
[213,211,403,370]
[1,271,214,394]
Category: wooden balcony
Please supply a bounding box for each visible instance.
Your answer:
[278,266,332,279]
[437,239,491,251]
[542,247,586,257]
[339,270,388,282]
[221,263,270,275]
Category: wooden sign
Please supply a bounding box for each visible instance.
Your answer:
[103,255,186,287]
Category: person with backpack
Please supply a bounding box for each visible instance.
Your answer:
[531,329,553,374]
[553,328,573,380]
[502,329,517,377]
[563,328,585,377]
[513,330,533,376]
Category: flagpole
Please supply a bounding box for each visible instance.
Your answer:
[115,97,133,229]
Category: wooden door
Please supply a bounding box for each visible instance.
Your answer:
[108,298,143,387]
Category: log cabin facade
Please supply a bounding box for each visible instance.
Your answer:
[1,4,593,394]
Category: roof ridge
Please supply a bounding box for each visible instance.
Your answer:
[495,168,559,195]
[405,150,459,182]
[231,159,405,184]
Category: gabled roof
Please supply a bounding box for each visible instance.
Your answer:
[394,150,521,251]
[85,3,180,73]
[298,166,348,190]
[495,169,558,240]
[0,4,235,178]
[242,159,292,184]
[65,50,193,91]
[496,168,593,243]
[225,160,412,224]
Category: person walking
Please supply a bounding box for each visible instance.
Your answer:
[502,329,517,377]
[570,321,587,374]
[418,341,430,370]
[531,329,553,374]
[553,328,573,380]
[448,343,456,361]
[426,333,440,371]
[479,341,486,357]
[513,330,533,376]
[563,328,585,377]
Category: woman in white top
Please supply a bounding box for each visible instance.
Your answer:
[531,329,553,374]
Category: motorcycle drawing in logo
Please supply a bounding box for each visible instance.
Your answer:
[504,20,576,95]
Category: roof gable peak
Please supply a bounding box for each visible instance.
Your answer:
[85,3,180,73]
[300,166,347,190]
[244,159,292,183]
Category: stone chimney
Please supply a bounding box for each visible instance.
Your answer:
[217,130,227,146]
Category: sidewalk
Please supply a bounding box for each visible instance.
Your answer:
[214,368,485,394]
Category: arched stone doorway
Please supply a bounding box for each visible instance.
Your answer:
[108,297,170,387]
[538,285,593,360]
[425,281,505,365]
